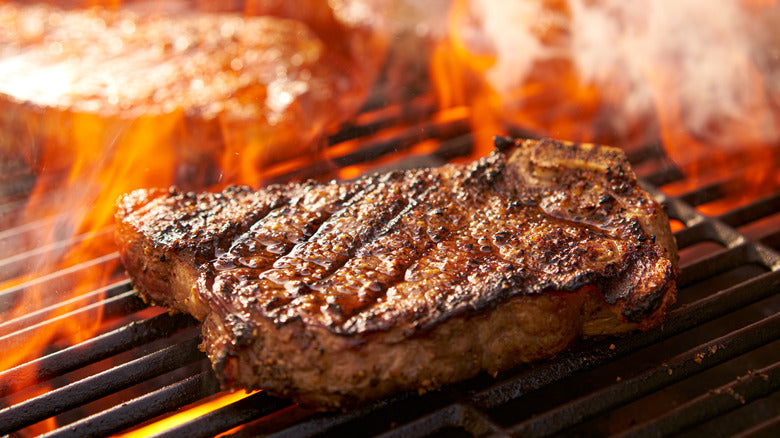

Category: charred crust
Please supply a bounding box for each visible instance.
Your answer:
[225,314,254,348]
[493,135,517,152]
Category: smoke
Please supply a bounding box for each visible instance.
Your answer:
[468,0,780,149]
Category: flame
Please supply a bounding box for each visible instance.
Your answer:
[115,390,258,438]
[431,0,780,211]
[429,0,505,156]
[668,219,685,233]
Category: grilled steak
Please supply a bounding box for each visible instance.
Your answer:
[115,137,678,409]
[0,2,385,177]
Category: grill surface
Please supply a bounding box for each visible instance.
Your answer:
[0,94,778,437]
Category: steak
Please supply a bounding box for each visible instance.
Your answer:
[0,2,385,177]
[115,137,678,409]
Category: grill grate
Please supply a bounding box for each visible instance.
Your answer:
[0,97,778,437]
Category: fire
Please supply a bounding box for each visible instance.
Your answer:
[429,0,505,156]
[430,0,780,212]
[115,390,258,438]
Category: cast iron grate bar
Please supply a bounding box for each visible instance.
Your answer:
[0,290,144,352]
[641,164,685,188]
[505,313,780,437]
[676,176,746,208]
[329,117,469,169]
[674,243,771,289]
[0,279,136,336]
[0,311,198,397]
[616,361,780,438]
[467,267,779,411]
[0,214,71,258]
[0,227,114,282]
[732,413,780,438]
[155,391,295,438]
[0,334,203,434]
[717,193,780,228]
[266,116,471,184]
[42,370,220,438]
[0,252,121,305]
[327,95,438,146]
[762,230,780,250]
[377,403,506,438]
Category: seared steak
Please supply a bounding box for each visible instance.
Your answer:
[115,138,678,409]
[0,2,385,176]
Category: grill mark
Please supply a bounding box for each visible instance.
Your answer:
[375,189,642,333]
[311,174,460,330]
[201,180,373,316]
[336,164,514,334]
[229,181,370,268]
[337,212,460,334]
[264,173,409,279]
[225,150,649,335]
[138,184,299,262]
[349,179,623,333]
[202,171,425,324]
[360,229,493,333]
[259,172,433,323]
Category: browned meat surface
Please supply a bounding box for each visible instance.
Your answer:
[0,2,386,176]
[115,138,678,409]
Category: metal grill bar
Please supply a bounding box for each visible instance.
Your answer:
[0,334,203,433]
[327,95,438,146]
[0,280,135,336]
[0,252,120,305]
[617,362,780,438]
[155,391,294,438]
[266,116,471,184]
[329,117,469,169]
[467,268,779,411]
[676,174,753,207]
[505,313,780,437]
[733,413,780,438]
[42,370,220,438]
[0,228,114,282]
[718,193,780,228]
[378,403,505,438]
[638,163,683,187]
[0,311,197,397]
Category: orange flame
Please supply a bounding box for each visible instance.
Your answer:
[430,0,504,156]
[430,0,780,213]
[115,390,258,438]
